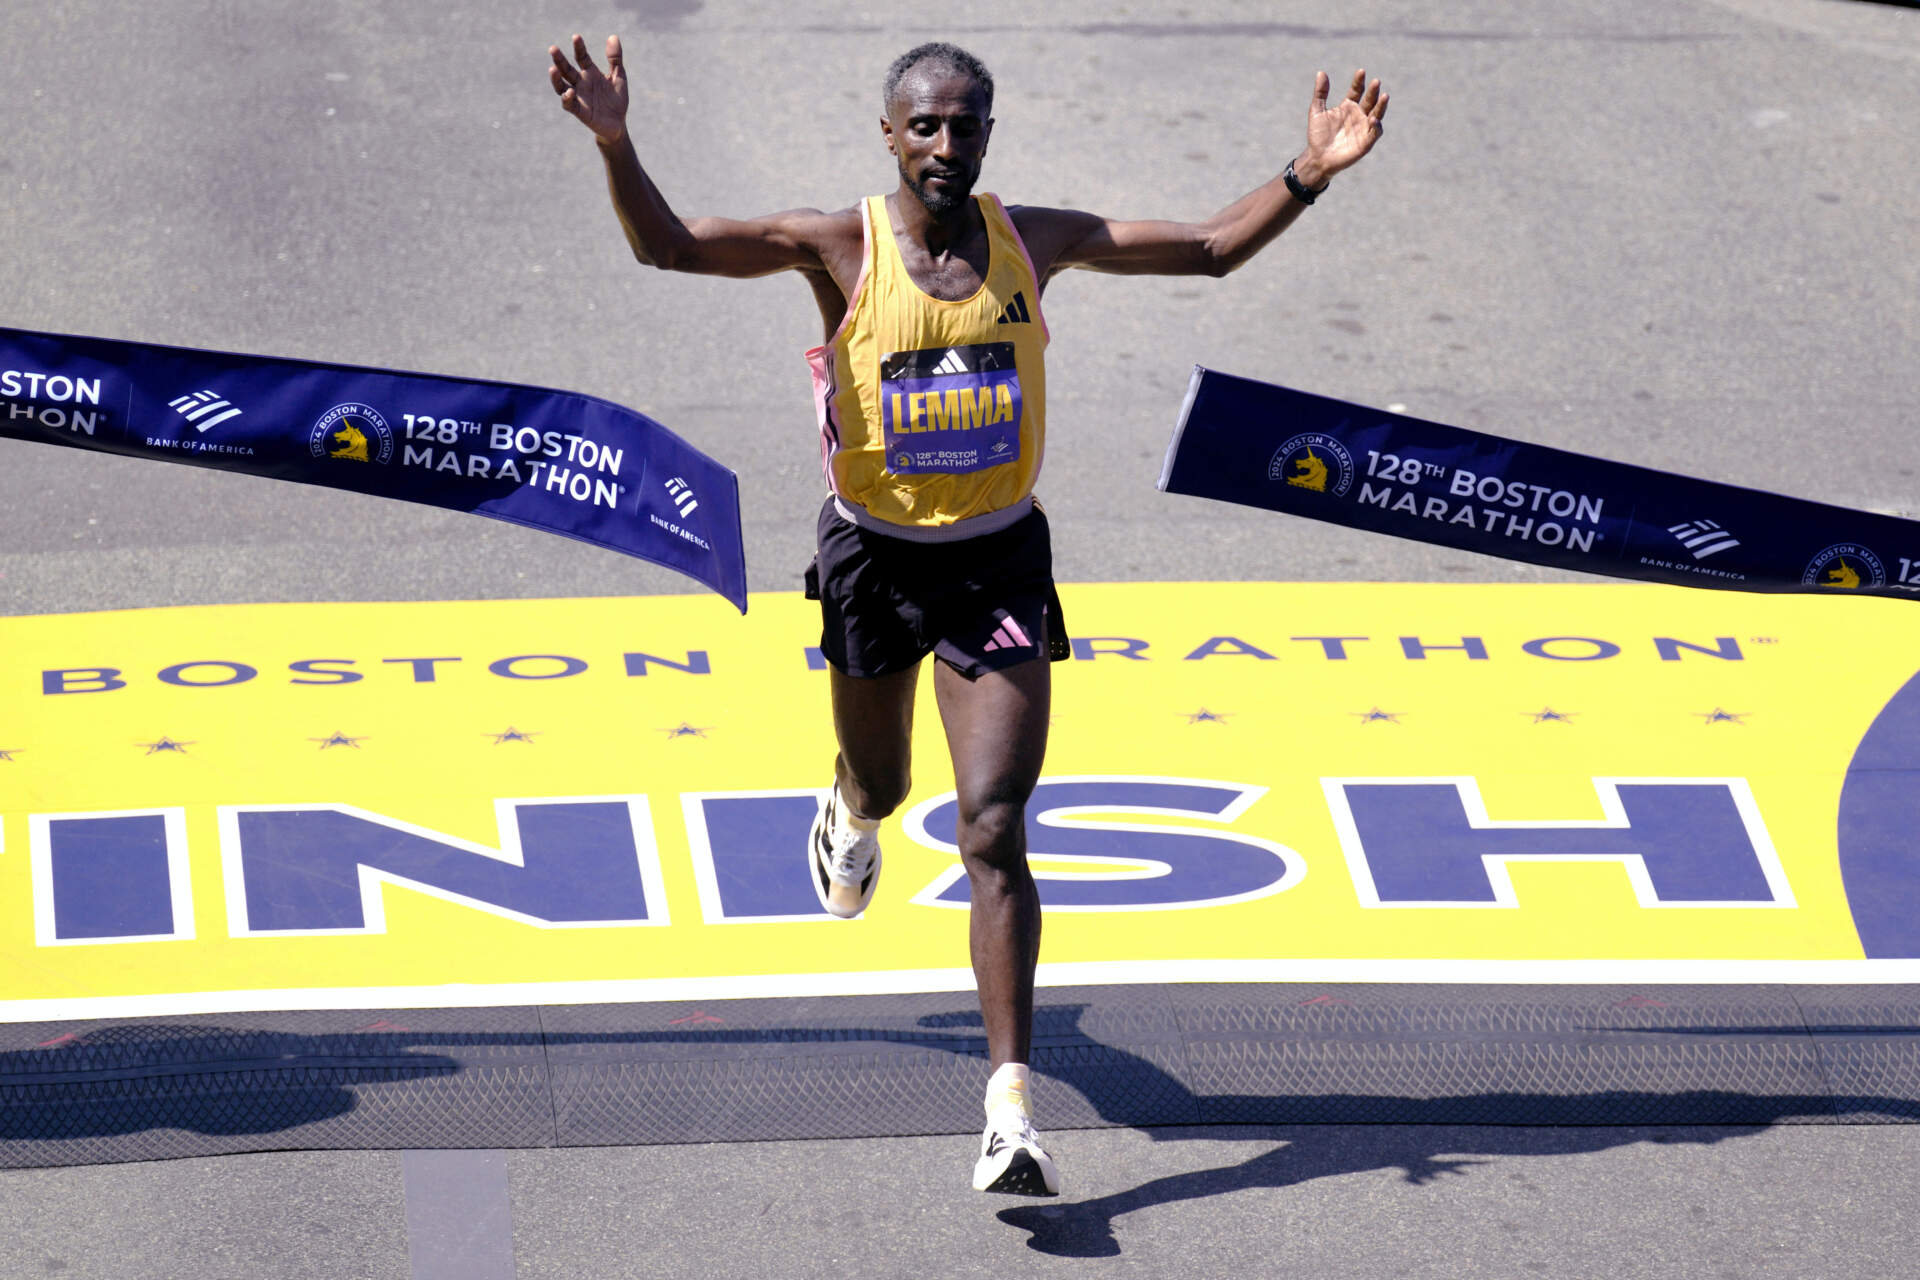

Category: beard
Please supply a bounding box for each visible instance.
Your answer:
[901,159,976,217]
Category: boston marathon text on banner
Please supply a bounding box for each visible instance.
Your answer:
[5,584,1920,1018]
[0,327,747,611]
[1159,367,1920,601]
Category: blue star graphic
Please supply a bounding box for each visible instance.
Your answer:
[1529,708,1575,724]
[663,723,711,739]
[1184,708,1230,724]
[488,727,538,744]
[138,737,194,755]
[309,731,366,749]
[1354,708,1402,724]
[1696,708,1749,725]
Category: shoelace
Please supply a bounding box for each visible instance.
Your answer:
[987,1104,1039,1147]
[828,826,874,879]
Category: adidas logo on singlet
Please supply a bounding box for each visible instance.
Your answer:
[995,291,1032,326]
[928,349,970,376]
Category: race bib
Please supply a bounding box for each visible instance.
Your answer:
[879,342,1022,474]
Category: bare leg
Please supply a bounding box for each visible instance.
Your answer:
[933,649,1050,1069]
[828,663,920,819]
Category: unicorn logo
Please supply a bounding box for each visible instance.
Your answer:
[1803,543,1884,590]
[1287,448,1329,491]
[309,401,394,464]
[328,422,370,462]
[1267,431,1355,498]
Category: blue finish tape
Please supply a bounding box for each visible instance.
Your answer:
[0,327,747,611]
[1160,367,1920,600]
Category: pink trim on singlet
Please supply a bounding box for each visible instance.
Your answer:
[804,200,873,497]
[982,192,1049,487]
[984,193,1051,345]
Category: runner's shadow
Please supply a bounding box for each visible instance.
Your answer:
[993,1113,1796,1258]
[902,1006,1920,1259]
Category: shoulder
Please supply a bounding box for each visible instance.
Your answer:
[738,205,864,282]
[1002,203,1105,278]
[762,205,865,289]
[1003,202,1102,239]
[764,204,864,249]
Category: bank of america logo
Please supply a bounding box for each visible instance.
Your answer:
[1668,519,1740,560]
[169,390,243,432]
[664,477,699,517]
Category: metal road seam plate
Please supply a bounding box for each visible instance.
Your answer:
[11,983,1920,1169]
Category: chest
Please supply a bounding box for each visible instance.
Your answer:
[887,226,991,302]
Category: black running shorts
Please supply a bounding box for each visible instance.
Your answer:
[804,498,1072,680]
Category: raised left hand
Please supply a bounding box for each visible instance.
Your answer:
[1299,69,1389,186]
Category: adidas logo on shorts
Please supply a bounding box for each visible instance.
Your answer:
[982,615,1032,653]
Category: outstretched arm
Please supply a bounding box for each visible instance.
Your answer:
[1018,69,1389,280]
[548,34,846,277]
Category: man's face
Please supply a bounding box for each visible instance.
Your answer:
[883,67,993,218]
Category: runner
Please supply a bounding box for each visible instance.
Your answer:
[548,34,1387,1195]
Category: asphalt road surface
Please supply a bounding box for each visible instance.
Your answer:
[3,0,1918,1276]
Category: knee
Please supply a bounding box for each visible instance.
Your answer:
[957,796,1028,870]
[840,760,911,819]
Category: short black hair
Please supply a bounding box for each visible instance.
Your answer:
[883,42,994,115]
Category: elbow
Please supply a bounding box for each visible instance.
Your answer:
[634,242,682,272]
[1200,243,1239,278]
[1196,228,1240,278]
[628,228,692,272]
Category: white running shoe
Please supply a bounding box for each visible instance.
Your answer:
[972,1104,1061,1196]
[808,787,881,919]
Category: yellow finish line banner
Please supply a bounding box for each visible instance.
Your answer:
[0,583,1913,1019]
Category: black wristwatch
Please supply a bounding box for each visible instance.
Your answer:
[1284,158,1328,205]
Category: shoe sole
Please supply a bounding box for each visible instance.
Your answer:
[809,795,878,919]
[973,1147,1060,1196]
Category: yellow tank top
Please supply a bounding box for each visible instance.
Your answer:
[806,193,1049,540]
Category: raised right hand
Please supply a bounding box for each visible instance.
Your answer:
[549,33,629,145]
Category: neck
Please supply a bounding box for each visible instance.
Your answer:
[890,184,978,254]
